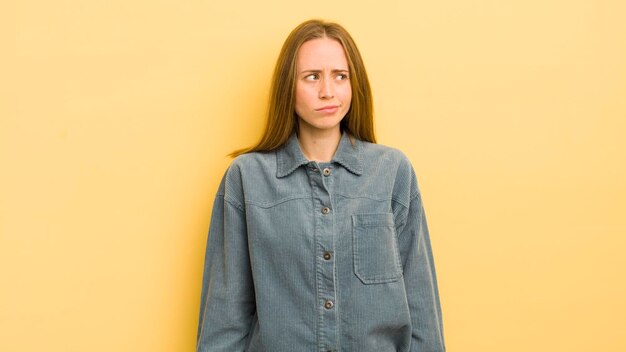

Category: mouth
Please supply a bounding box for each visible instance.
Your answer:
[316,105,340,113]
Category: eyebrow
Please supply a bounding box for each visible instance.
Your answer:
[300,69,349,74]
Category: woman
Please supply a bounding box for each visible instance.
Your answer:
[197,19,445,352]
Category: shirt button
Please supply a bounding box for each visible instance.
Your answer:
[322,168,331,176]
[324,300,334,309]
[323,251,332,260]
[321,207,330,214]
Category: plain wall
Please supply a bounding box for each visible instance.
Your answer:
[1,0,625,351]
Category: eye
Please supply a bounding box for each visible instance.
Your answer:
[336,73,349,80]
[304,73,319,81]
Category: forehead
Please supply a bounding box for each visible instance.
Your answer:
[297,37,348,69]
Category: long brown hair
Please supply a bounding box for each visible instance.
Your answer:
[230,19,375,157]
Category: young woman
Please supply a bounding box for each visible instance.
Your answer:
[197,19,445,352]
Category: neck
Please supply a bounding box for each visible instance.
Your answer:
[297,126,342,162]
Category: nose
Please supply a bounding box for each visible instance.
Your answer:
[318,78,334,99]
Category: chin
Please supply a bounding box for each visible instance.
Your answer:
[312,123,342,132]
[299,117,343,132]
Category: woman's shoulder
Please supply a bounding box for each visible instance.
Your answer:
[359,140,421,198]
[360,140,413,168]
[215,151,276,203]
[228,150,276,172]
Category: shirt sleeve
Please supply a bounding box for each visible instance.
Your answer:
[396,188,446,352]
[196,172,256,351]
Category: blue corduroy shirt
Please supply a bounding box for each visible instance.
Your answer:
[197,131,445,352]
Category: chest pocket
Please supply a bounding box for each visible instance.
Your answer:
[352,213,403,284]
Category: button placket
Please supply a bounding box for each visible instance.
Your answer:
[308,161,338,351]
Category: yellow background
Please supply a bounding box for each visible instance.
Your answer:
[1,0,625,351]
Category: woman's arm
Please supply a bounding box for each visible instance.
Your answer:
[397,188,446,352]
[196,174,256,351]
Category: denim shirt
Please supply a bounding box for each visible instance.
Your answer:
[197,132,445,352]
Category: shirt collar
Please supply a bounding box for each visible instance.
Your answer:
[276,131,364,178]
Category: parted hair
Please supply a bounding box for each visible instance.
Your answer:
[230,19,375,157]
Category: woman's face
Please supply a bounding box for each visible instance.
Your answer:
[294,37,352,135]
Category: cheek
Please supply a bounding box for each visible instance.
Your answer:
[294,87,313,118]
[342,85,353,104]
[295,85,312,106]
[294,86,306,109]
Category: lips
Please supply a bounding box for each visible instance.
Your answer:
[316,105,339,113]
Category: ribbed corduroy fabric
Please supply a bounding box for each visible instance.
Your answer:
[197,132,445,352]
